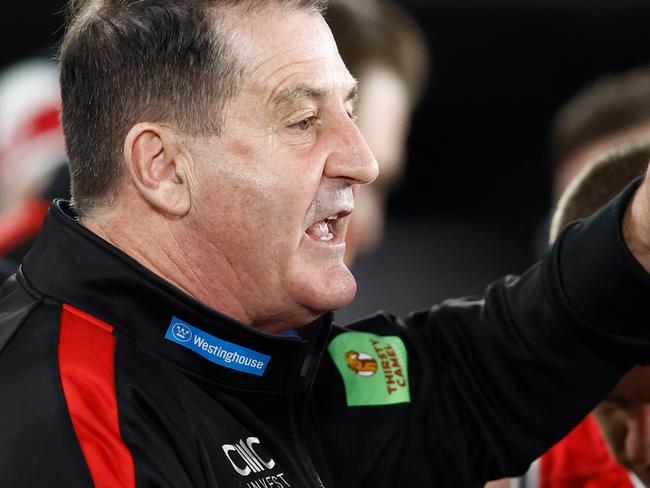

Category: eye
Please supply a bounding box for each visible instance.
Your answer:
[292,115,318,131]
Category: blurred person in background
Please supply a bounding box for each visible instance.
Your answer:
[0,57,69,279]
[549,66,650,202]
[511,143,650,488]
[531,66,650,258]
[488,66,650,488]
[325,0,429,264]
[543,75,650,486]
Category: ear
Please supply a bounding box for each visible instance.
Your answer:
[123,123,191,217]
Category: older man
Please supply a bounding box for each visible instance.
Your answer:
[1,1,650,487]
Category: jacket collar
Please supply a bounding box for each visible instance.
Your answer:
[21,200,332,394]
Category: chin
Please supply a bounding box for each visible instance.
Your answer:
[288,262,357,320]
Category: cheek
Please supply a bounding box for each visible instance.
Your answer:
[270,149,326,217]
[197,139,326,245]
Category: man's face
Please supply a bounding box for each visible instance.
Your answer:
[185,7,377,329]
[594,366,650,485]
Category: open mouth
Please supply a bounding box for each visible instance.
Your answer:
[305,211,350,243]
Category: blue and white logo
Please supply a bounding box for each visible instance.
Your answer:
[171,322,193,343]
[164,316,271,377]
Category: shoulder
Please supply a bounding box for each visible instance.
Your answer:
[0,276,94,485]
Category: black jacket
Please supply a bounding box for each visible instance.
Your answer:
[1,183,649,488]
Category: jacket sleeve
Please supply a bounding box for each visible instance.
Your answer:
[401,179,650,482]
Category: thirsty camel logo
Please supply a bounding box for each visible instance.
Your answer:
[345,351,377,377]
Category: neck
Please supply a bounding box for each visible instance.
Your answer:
[81,203,266,332]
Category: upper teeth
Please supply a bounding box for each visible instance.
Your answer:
[327,215,338,221]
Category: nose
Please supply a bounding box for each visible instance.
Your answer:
[625,405,650,469]
[324,114,379,185]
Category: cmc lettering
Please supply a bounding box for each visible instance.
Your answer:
[222,437,276,476]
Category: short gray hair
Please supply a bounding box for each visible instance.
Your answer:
[60,0,327,216]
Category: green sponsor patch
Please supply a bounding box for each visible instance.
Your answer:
[328,331,410,407]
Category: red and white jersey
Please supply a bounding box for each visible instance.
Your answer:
[516,414,645,488]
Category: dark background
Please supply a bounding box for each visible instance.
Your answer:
[3,0,650,319]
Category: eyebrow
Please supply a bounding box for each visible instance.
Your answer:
[271,81,359,109]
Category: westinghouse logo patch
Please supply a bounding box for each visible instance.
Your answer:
[165,316,271,377]
[328,332,410,407]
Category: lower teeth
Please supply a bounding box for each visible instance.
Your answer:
[320,233,334,242]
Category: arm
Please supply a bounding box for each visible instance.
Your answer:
[315,175,650,487]
[402,176,650,482]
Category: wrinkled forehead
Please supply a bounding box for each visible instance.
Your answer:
[231,6,354,102]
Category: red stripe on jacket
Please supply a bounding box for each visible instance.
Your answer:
[58,304,136,488]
